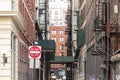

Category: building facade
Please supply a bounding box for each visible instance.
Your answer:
[49,26,67,57]
[48,0,69,27]
[74,0,105,80]
[110,0,120,80]
[0,0,36,80]
[48,0,72,79]
[74,0,120,80]
[49,26,67,79]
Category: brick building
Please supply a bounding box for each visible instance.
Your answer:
[74,0,104,80]
[48,0,72,79]
[49,26,67,57]
[0,0,36,80]
[49,26,67,69]
[74,0,120,80]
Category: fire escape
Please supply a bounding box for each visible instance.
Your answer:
[94,0,106,57]
[93,0,120,80]
[66,0,72,56]
[65,0,73,80]
[109,0,120,54]
[39,0,47,40]
[94,0,120,57]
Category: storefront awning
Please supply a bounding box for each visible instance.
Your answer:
[36,40,56,50]
[35,40,56,60]
[50,56,74,63]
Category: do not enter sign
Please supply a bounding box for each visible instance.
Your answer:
[29,46,41,59]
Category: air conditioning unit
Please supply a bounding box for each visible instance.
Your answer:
[114,5,118,13]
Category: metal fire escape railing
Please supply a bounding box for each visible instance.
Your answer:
[93,0,120,80]
[95,0,120,56]
[38,0,47,40]
[94,0,107,50]
[66,1,72,56]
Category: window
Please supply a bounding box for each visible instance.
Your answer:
[51,37,56,41]
[49,10,52,14]
[51,30,56,34]
[60,52,64,56]
[60,22,62,25]
[50,0,55,2]
[55,21,58,25]
[51,23,54,26]
[60,44,64,50]
[60,30,64,34]
[55,10,58,15]
[115,62,120,80]
[60,37,64,42]
[55,16,58,19]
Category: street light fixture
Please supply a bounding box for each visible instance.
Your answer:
[3,53,7,66]
[66,67,70,71]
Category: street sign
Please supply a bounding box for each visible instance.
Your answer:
[29,46,41,59]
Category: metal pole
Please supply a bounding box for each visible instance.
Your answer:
[39,60,41,80]
[33,58,36,80]
[84,58,86,80]
[94,45,97,76]
[105,0,110,80]
[94,0,98,79]
[45,0,47,40]
[43,51,45,80]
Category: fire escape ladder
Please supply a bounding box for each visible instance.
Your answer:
[95,1,107,56]
[94,1,105,31]
[98,2,103,28]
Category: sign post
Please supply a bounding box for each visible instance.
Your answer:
[29,46,41,80]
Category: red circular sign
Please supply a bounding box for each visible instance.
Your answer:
[29,46,41,58]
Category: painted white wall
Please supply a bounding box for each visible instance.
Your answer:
[0,27,12,80]
[0,0,12,10]
[0,0,18,11]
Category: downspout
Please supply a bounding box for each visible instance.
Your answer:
[105,0,111,80]
[11,32,16,80]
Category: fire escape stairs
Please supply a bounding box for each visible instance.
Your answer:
[110,26,120,36]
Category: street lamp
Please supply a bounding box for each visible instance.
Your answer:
[3,53,7,66]
[66,67,70,71]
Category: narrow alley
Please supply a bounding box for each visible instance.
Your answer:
[0,0,120,80]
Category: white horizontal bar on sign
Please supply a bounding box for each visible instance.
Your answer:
[29,51,41,53]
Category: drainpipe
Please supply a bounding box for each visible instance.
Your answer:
[105,0,110,80]
[11,33,16,80]
[45,0,47,40]
[84,57,86,80]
